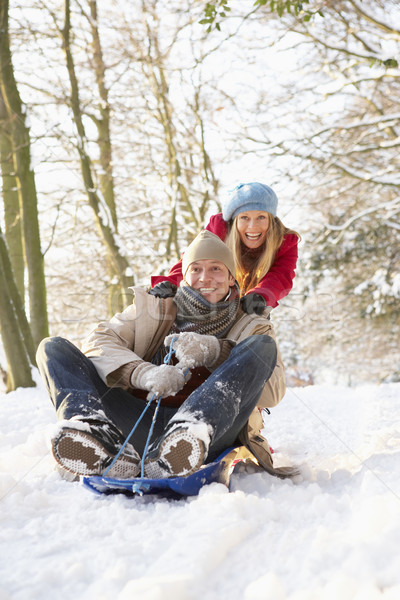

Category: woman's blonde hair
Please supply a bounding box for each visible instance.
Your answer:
[225,214,300,295]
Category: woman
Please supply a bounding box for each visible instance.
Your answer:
[150,182,301,315]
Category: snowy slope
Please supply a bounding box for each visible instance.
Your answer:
[1,375,400,600]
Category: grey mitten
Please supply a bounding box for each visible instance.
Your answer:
[130,362,185,397]
[165,332,220,369]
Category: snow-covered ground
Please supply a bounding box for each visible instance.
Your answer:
[1,374,400,600]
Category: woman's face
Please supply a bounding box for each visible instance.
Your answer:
[236,211,270,249]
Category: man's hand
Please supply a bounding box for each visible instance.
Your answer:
[130,362,185,397]
[240,293,267,315]
[148,282,177,298]
[165,332,220,369]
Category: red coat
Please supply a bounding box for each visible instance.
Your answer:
[151,213,299,307]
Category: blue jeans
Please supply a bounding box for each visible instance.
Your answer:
[36,334,277,462]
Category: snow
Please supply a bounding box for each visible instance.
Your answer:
[1,375,400,600]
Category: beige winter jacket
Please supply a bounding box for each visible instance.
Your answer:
[82,287,285,408]
[82,288,296,478]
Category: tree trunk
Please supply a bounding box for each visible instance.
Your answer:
[0,228,35,391]
[143,17,210,259]
[0,89,24,298]
[87,0,133,312]
[88,0,118,232]
[62,0,133,311]
[0,0,49,347]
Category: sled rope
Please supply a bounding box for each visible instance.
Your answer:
[103,337,180,478]
[139,395,162,477]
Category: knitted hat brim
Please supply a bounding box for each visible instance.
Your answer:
[182,230,236,277]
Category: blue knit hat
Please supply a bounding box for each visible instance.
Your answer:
[222,182,278,221]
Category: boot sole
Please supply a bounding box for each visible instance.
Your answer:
[144,428,206,479]
[52,428,140,480]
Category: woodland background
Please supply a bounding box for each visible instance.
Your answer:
[0,0,399,392]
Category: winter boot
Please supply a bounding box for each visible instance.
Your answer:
[52,417,140,481]
[144,426,207,479]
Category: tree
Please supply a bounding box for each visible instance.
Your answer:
[200,0,325,32]
[280,1,400,320]
[0,224,35,390]
[0,0,49,348]
[3,0,226,335]
[0,89,24,297]
[116,0,222,265]
[59,0,134,312]
[237,0,400,380]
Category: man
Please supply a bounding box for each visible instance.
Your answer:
[37,231,292,481]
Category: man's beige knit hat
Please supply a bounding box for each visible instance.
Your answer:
[182,230,236,278]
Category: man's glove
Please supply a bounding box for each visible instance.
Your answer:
[130,362,185,397]
[165,332,220,370]
[148,281,177,298]
[240,293,267,315]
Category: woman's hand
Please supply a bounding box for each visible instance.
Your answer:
[240,293,267,315]
[148,282,177,298]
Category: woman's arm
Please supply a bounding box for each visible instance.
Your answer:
[150,259,184,288]
[247,234,299,307]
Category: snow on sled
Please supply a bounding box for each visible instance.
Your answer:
[82,445,259,498]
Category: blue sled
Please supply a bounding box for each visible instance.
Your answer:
[82,445,259,498]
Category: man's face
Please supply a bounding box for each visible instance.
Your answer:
[185,259,235,303]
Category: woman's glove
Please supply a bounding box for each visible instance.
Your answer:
[130,362,185,397]
[240,293,267,315]
[165,332,220,369]
[148,281,177,298]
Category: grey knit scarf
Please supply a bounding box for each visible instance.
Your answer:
[170,283,240,338]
